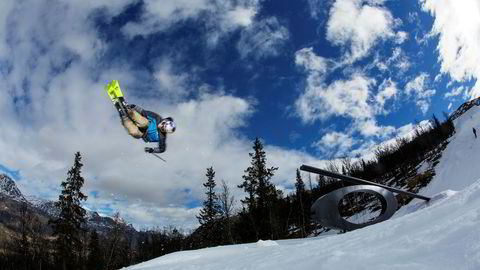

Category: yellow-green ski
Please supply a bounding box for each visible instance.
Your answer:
[104,80,124,103]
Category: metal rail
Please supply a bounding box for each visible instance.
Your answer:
[300,164,431,201]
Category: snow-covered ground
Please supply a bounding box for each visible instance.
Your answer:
[422,106,480,196]
[123,106,480,270]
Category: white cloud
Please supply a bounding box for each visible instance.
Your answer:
[236,17,289,60]
[421,0,480,99]
[153,58,191,100]
[444,86,465,98]
[226,6,257,27]
[121,0,211,36]
[312,131,355,158]
[395,31,409,44]
[294,70,398,138]
[380,47,411,74]
[326,0,397,63]
[405,73,436,114]
[295,72,375,122]
[119,0,290,59]
[295,47,329,74]
[121,203,202,231]
[354,119,396,138]
[434,74,442,82]
[375,78,398,114]
[122,0,260,46]
[294,48,401,138]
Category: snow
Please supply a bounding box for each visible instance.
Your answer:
[123,105,480,270]
[420,106,480,196]
[416,160,430,174]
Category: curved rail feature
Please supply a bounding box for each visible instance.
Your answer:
[300,164,431,231]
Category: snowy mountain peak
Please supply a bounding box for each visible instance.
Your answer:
[0,174,25,201]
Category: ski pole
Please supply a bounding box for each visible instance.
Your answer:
[151,153,167,162]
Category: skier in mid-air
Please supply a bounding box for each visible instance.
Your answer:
[105,80,176,154]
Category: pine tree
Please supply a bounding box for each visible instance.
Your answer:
[197,167,221,225]
[238,137,279,240]
[50,151,88,270]
[295,169,306,237]
[87,230,103,270]
[196,167,222,246]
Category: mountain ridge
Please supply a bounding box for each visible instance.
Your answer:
[0,173,132,236]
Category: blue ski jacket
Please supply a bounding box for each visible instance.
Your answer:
[131,105,167,153]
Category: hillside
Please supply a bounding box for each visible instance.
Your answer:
[123,106,480,269]
[0,174,129,242]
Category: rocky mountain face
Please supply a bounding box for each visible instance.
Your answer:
[0,174,25,201]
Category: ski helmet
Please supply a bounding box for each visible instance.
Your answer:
[159,117,176,133]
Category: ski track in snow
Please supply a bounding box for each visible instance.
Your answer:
[123,106,480,270]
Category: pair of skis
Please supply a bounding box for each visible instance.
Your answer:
[104,80,129,115]
[104,80,166,162]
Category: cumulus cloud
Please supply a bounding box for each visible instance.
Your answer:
[421,0,480,99]
[312,131,355,158]
[122,0,260,46]
[295,47,329,74]
[295,72,375,122]
[405,73,436,114]
[153,57,192,100]
[354,119,396,138]
[119,0,289,61]
[326,0,397,63]
[294,48,399,138]
[226,6,257,27]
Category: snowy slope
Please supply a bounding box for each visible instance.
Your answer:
[123,182,480,270]
[123,106,480,270]
[421,105,480,196]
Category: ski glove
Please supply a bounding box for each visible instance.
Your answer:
[144,147,154,153]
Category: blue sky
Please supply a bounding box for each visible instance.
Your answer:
[1,0,479,230]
